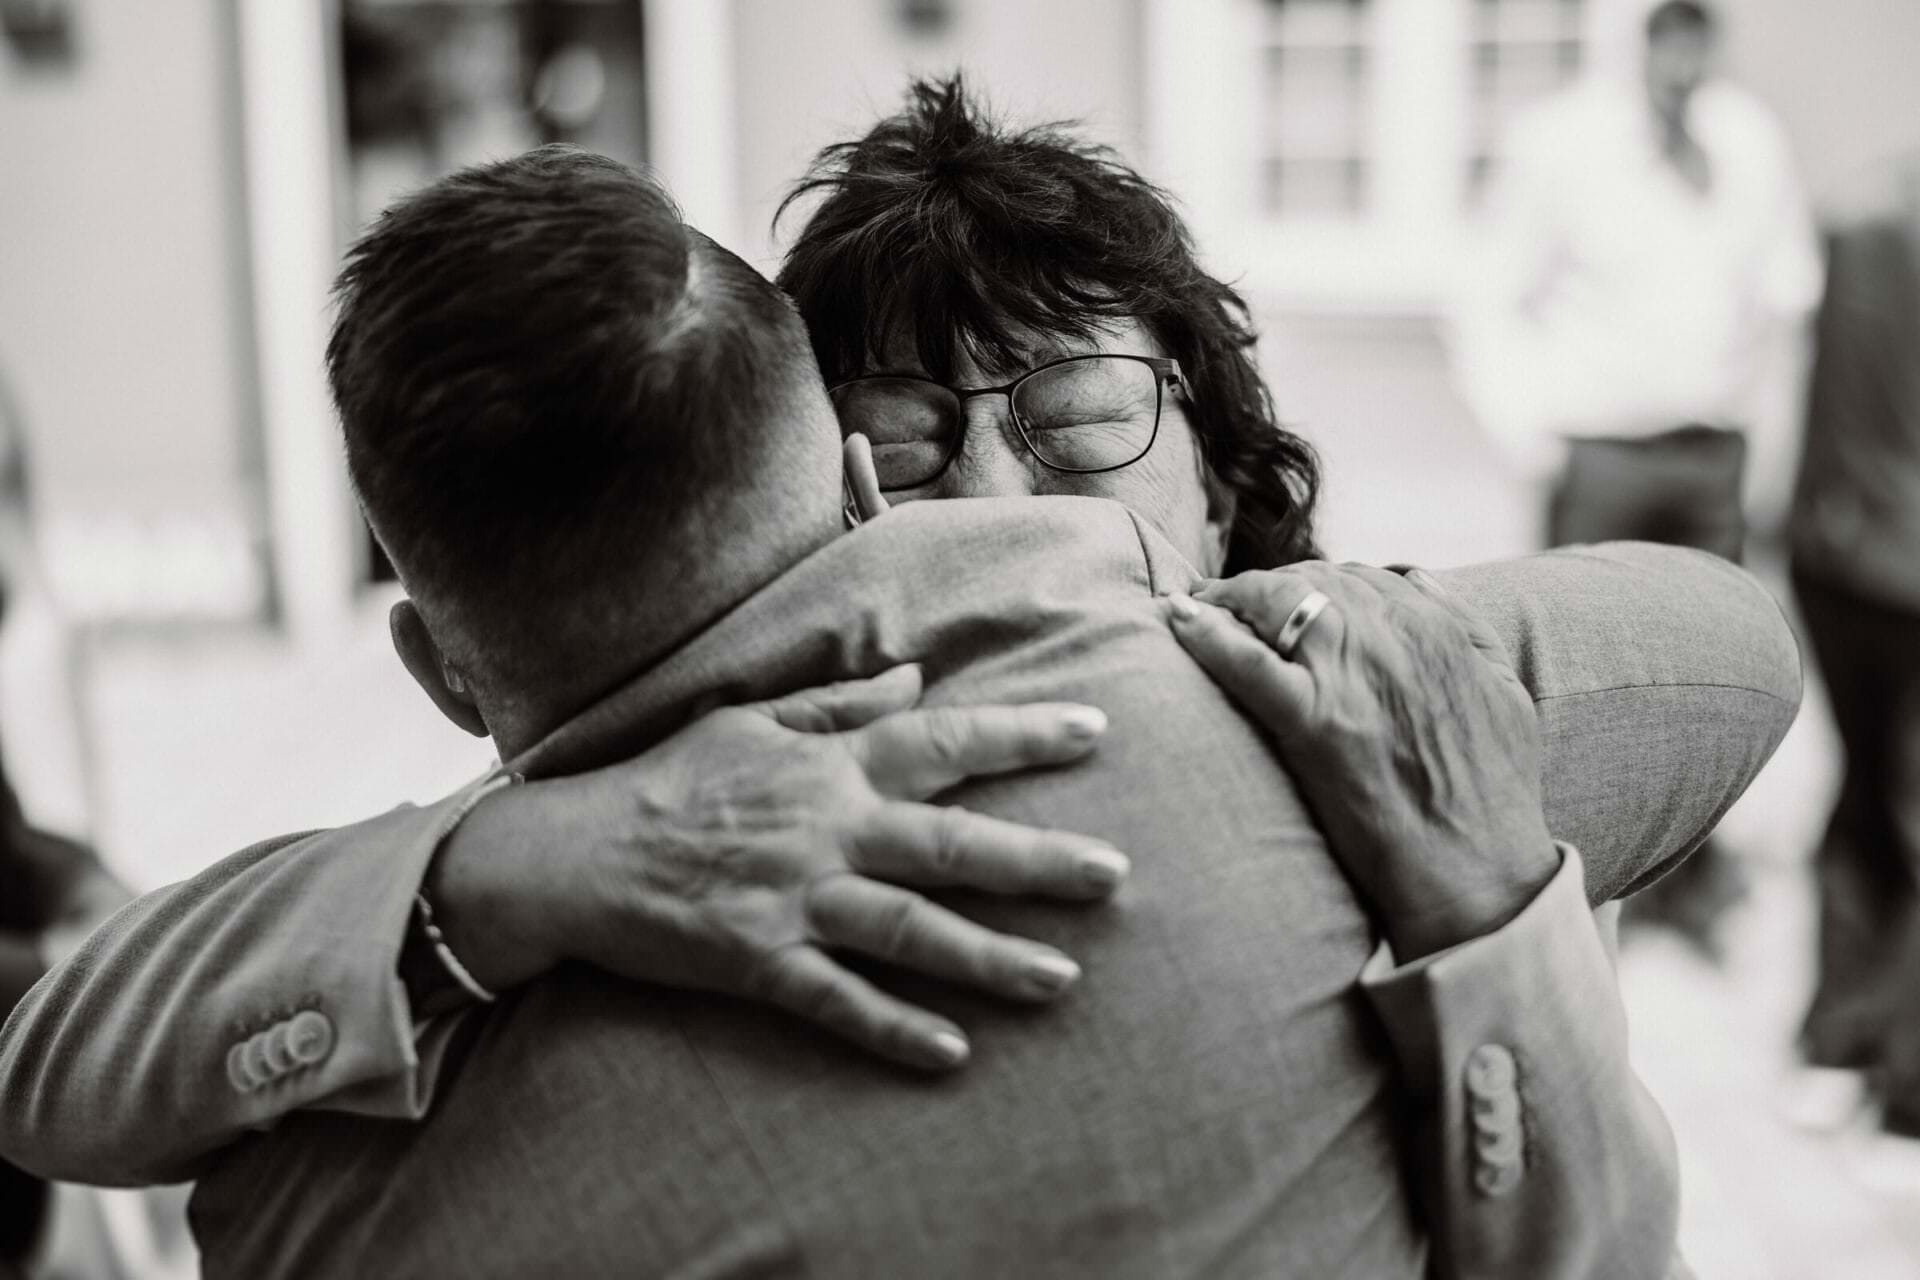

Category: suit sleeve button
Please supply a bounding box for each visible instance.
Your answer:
[262,1021,298,1075]
[227,1042,258,1093]
[1471,1087,1521,1128]
[1465,1044,1517,1094]
[286,1009,336,1066]
[1475,1122,1525,1166]
[1473,1159,1524,1199]
[243,1033,276,1085]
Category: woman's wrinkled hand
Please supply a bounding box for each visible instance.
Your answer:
[1167,562,1558,960]
[435,664,1129,1071]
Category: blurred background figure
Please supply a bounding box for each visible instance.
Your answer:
[1788,151,1920,1151]
[0,365,96,850]
[0,362,167,1279]
[1448,0,1823,954]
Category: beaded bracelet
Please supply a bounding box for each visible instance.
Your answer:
[413,770,522,1005]
[412,889,496,1004]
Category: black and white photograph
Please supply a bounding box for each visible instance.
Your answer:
[2,1,1918,1276]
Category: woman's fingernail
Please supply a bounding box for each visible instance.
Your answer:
[929,1030,970,1066]
[1080,846,1132,889]
[1025,952,1082,995]
[1061,706,1108,739]
[1167,592,1199,621]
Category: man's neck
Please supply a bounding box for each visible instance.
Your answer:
[482,502,845,761]
[498,495,1182,783]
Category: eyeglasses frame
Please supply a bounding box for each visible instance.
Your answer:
[828,353,1193,490]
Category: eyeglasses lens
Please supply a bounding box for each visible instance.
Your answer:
[1013,357,1160,471]
[829,378,961,490]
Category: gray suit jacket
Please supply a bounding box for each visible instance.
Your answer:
[162,497,1796,1279]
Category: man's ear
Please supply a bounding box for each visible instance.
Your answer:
[390,600,490,737]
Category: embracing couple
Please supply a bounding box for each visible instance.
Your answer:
[0,80,1797,1279]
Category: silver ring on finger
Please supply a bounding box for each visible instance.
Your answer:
[1273,589,1333,659]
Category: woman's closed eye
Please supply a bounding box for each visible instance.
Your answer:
[1024,409,1142,433]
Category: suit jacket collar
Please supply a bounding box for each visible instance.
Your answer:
[503,496,1198,781]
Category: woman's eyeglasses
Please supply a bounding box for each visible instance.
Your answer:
[829,354,1191,491]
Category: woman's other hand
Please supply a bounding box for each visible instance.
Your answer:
[1168,563,1558,960]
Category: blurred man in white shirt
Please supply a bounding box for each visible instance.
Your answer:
[1452,0,1820,513]
[1448,0,1821,950]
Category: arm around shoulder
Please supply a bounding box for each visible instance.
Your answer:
[1432,542,1802,903]
[1363,845,1679,1280]
[0,791,477,1187]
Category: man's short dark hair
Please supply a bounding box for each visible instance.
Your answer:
[776,76,1321,571]
[329,146,815,693]
[1648,0,1716,39]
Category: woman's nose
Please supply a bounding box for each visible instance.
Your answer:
[935,400,1041,498]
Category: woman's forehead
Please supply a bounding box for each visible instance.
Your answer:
[871,318,1162,381]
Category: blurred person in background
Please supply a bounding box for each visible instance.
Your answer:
[0,370,97,847]
[0,365,136,1277]
[1449,0,1822,953]
[1788,152,1920,1153]
[4,99,1806,1275]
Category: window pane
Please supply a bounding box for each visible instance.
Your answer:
[1465,0,1585,203]
[1264,157,1368,219]
[1260,0,1373,219]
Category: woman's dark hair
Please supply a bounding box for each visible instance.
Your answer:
[775,76,1320,570]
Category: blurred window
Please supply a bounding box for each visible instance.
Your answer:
[340,0,647,229]
[1148,0,1604,305]
[1466,0,1586,199]
[1260,0,1375,219]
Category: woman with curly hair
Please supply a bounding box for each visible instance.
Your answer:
[780,76,1319,577]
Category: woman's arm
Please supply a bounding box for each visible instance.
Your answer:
[0,668,1128,1187]
[1170,548,1798,1278]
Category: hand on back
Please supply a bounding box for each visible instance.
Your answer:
[1169,561,1558,960]
[450,664,1127,1071]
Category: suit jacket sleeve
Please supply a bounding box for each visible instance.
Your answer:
[1362,845,1678,1280]
[1434,541,1802,904]
[0,786,482,1187]
[0,533,1800,1206]
[1369,543,1800,1280]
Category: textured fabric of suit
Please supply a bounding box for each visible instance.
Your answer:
[180,497,1798,1280]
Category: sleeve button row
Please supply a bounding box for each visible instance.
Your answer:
[1464,1043,1525,1198]
[226,1010,336,1093]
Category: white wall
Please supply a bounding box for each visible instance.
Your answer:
[1580,0,1920,199]
[1719,0,1920,201]
[729,0,1143,272]
[0,0,264,617]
